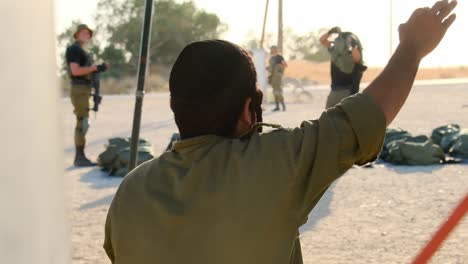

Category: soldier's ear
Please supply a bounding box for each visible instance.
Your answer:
[241,97,253,125]
[234,97,254,138]
[239,97,255,127]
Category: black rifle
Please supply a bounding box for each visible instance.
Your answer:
[91,72,103,112]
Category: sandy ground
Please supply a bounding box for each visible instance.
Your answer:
[85,62,468,95]
[286,60,468,84]
[64,83,468,264]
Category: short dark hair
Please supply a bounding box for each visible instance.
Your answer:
[169,40,262,139]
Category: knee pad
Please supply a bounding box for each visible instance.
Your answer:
[80,117,90,135]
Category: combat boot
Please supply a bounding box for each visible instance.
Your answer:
[74,146,97,167]
[272,101,280,112]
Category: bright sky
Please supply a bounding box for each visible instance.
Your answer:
[55,0,467,67]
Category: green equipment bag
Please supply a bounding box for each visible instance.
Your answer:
[449,130,468,159]
[380,128,446,165]
[331,36,355,74]
[385,139,445,165]
[331,32,365,74]
[379,128,412,160]
[431,124,461,152]
[98,137,155,177]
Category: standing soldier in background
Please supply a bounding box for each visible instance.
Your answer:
[268,45,287,111]
[320,27,367,108]
[66,24,109,166]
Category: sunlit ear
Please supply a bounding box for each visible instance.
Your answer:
[234,97,254,138]
[241,97,253,125]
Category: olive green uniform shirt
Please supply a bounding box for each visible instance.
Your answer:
[104,93,386,264]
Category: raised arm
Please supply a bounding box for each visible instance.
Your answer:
[320,27,341,48]
[351,47,361,63]
[363,0,457,126]
[319,32,332,48]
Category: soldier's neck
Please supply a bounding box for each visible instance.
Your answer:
[77,41,86,47]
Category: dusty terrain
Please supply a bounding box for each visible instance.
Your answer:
[64,83,468,264]
[61,61,468,95]
[286,60,468,84]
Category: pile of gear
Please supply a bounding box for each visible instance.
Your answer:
[96,125,467,175]
[379,124,468,165]
[97,138,155,176]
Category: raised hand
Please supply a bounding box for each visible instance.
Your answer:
[399,0,457,59]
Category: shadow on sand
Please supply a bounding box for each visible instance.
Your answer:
[79,168,123,211]
[299,184,336,233]
[382,163,447,175]
[80,168,123,190]
[80,194,115,211]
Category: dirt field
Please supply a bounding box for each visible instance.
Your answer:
[286,60,468,84]
[64,83,468,264]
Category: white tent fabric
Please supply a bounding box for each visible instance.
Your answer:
[252,48,269,103]
[0,0,69,263]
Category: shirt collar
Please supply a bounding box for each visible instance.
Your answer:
[172,135,223,152]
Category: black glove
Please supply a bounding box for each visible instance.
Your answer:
[328,26,341,35]
[97,63,108,73]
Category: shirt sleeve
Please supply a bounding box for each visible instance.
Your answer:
[65,45,82,65]
[103,211,115,264]
[258,93,386,222]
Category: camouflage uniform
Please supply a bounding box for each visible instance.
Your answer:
[66,43,94,148]
[268,52,286,111]
[65,24,98,166]
[70,84,92,147]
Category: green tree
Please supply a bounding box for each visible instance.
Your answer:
[288,29,329,63]
[243,30,275,51]
[94,0,227,74]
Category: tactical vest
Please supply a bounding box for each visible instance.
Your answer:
[330,32,365,74]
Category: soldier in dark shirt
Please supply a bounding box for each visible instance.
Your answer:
[320,27,367,108]
[65,24,108,166]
